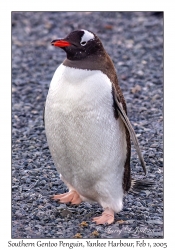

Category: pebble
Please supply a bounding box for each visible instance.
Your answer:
[147,220,163,225]
[12,12,163,239]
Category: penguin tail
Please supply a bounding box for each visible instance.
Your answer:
[129,179,154,194]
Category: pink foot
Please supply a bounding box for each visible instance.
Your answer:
[92,208,114,225]
[51,190,82,205]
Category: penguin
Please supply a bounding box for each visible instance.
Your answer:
[45,29,148,225]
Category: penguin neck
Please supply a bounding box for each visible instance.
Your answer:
[63,52,118,85]
[63,52,105,70]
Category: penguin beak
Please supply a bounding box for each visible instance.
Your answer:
[51,39,71,47]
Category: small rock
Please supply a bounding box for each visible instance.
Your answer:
[73,233,82,238]
[61,209,72,217]
[131,84,142,94]
[147,220,163,225]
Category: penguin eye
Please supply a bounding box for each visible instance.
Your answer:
[80,41,87,46]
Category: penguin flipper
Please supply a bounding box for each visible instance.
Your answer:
[113,90,147,175]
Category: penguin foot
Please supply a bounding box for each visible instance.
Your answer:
[51,190,82,205]
[92,208,114,225]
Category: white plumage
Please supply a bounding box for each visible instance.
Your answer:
[80,30,94,44]
[45,64,127,213]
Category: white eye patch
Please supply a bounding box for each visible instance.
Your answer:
[80,30,94,46]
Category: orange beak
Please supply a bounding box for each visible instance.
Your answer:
[51,39,71,47]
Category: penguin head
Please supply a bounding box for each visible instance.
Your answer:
[51,29,104,60]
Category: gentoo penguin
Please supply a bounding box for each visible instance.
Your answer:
[45,29,147,225]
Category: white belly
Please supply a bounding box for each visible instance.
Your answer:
[45,64,127,211]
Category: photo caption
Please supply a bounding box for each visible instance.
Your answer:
[8,239,168,248]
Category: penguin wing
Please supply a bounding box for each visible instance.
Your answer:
[113,89,147,175]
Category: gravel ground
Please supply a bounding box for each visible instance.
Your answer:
[12,11,163,239]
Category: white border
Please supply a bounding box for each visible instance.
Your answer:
[1,1,174,249]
